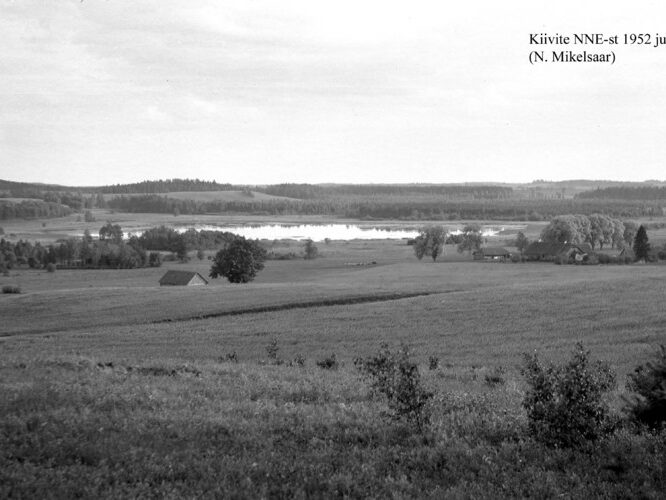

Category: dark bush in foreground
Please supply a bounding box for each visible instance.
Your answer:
[316,353,338,370]
[521,343,616,447]
[625,345,666,430]
[2,285,20,294]
[46,263,56,272]
[355,344,433,431]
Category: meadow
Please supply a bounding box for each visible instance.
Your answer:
[1,218,665,498]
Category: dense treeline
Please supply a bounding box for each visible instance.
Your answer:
[0,224,240,272]
[0,199,73,220]
[100,179,233,194]
[257,183,514,200]
[576,186,666,200]
[107,194,665,221]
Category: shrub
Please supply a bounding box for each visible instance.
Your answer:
[597,253,611,264]
[2,285,21,294]
[625,345,666,430]
[355,343,434,431]
[510,254,521,263]
[292,353,306,367]
[316,353,338,370]
[428,355,439,370]
[46,263,56,273]
[521,343,616,447]
[484,366,506,387]
[224,351,238,363]
[265,338,282,364]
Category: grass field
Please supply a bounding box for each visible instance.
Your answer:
[1,224,665,497]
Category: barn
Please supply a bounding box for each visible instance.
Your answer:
[524,242,590,261]
[473,247,511,261]
[159,270,209,286]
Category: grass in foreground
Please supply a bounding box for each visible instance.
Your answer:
[1,353,664,499]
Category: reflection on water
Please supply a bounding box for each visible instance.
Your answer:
[179,224,420,241]
[80,223,525,241]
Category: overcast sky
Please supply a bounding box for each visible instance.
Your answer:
[1,0,666,186]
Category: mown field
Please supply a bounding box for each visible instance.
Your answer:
[1,231,665,498]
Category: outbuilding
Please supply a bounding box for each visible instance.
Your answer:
[473,247,511,261]
[159,270,209,286]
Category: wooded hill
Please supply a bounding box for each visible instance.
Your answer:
[1,178,665,221]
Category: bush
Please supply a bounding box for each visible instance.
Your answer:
[597,253,611,264]
[46,263,56,273]
[521,343,616,447]
[625,345,666,430]
[2,285,21,294]
[484,366,506,387]
[291,353,306,367]
[223,351,238,363]
[428,356,439,370]
[316,353,338,370]
[355,344,433,431]
[265,338,282,365]
[510,254,521,263]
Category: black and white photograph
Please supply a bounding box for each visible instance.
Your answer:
[1,1,665,498]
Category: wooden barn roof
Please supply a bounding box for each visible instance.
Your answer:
[159,270,208,286]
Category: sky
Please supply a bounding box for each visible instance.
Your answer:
[1,0,666,186]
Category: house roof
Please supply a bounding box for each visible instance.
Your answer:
[159,270,208,286]
[524,242,591,257]
[479,247,511,256]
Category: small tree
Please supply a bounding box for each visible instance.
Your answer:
[633,225,650,261]
[209,236,267,283]
[99,222,123,244]
[457,224,483,255]
[303,239,319,260]
[521,343,616,447]
[413,225,446,262]
[514,231,529,255]
[355,344,433,431]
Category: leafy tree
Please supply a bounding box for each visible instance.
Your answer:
[521,343,616,447]
[514,231,529,254]
[633,225,650,261]
[209,236,267,283]
[303,239,319,260]
[99,222,123,244]
[456,224,483,255]
[355,344,433,432]
[413,225,446,262]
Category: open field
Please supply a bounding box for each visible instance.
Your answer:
[1,227,666,497]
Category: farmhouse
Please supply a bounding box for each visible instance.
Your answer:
[159,270,209,286]
[524,242,590,261]
[473,247,511,261]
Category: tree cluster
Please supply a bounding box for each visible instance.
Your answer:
[540,214,631,249]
